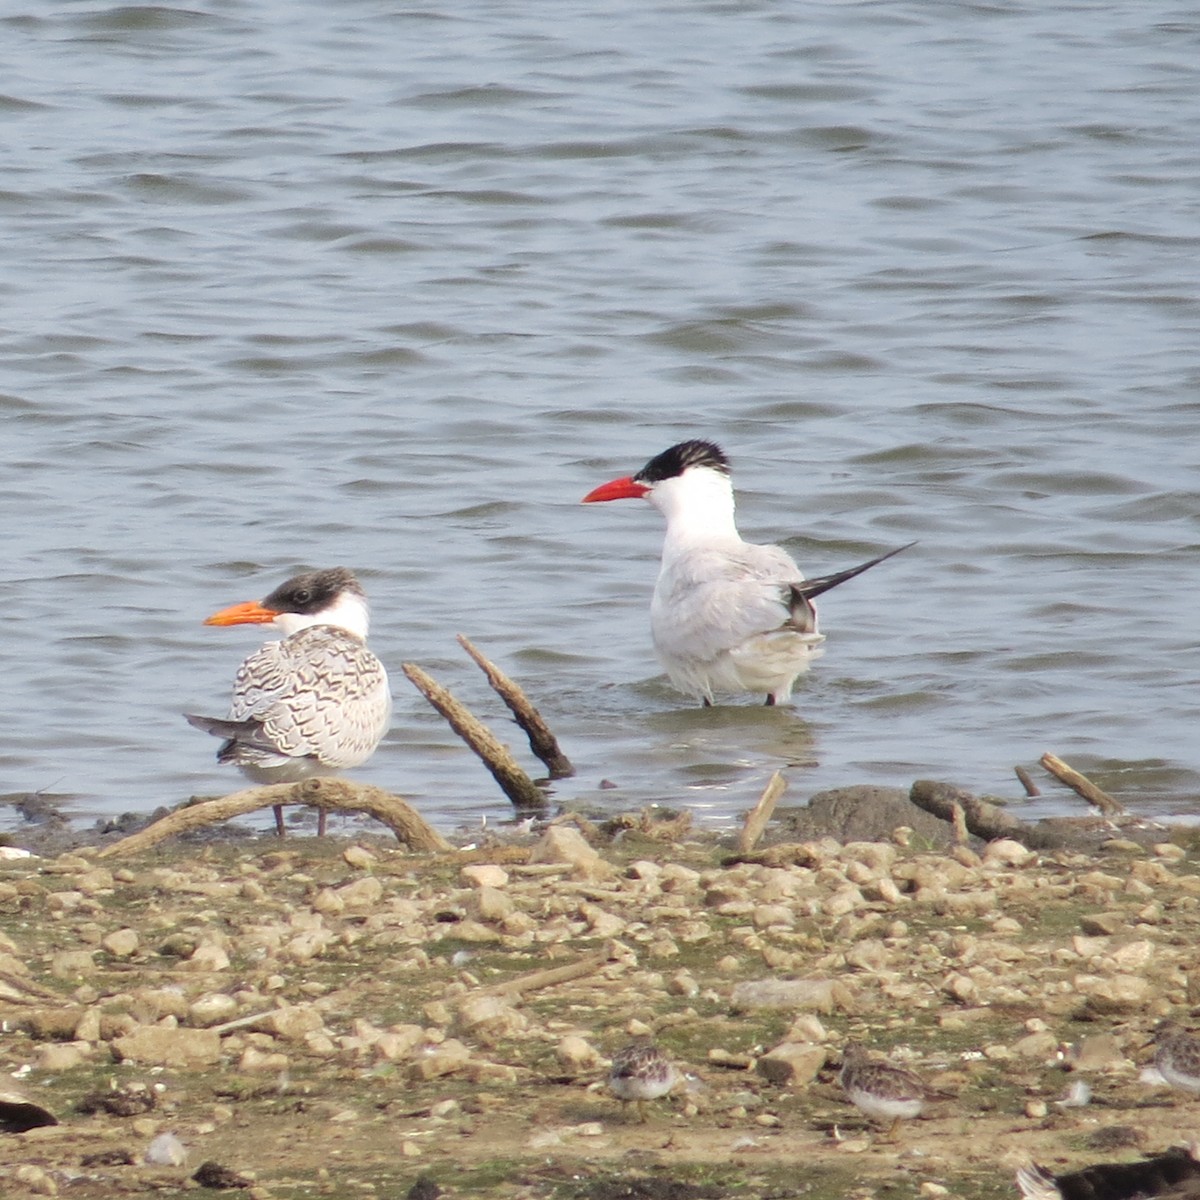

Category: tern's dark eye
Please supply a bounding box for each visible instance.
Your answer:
[292,589,311,604]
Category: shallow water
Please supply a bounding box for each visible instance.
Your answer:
[2,0,1199,834]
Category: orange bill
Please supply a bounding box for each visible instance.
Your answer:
[203,600,280,627]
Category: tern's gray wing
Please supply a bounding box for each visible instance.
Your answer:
[651,540,804,660]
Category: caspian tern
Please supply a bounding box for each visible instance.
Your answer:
[185,567,392,834]
[582,439,911,707]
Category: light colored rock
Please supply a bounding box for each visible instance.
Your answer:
[74,1008,102,1042]
[374,1025,425,1062]
[101,928,139,958]
[129,987,189,1023]
[49,950,96,980]
[471,886,514,923]
[113,1026,221,1067]
[256,1005,325,1041]
[408,1038,471,1080]
[284,929,334,962]
[942,973,977,1002]
[752,904,795,930]
[844,939,888,973]
[982,839,1033,867]
[36,1041,92,1071]
[13,1163,59,1195]
[842,842,898,873]
[730,978,855,1014]
[311,888,344,916]
[1153,842,1186,862]
[1060,1032,1126,1071]
[1109,939,1154,972]
[74,868,115,895]
[1080,912,1124,936]
[756,1041,826,1086]
[186,940,230,972]
[529,826,607,878]
[238,1046,289,1072]
[342,845,378,870]
[461,864,509,889]
[1012,1030,1058,1058]
[867,877,903,905]
[1076,972,1152,1014]
[189,994,239,1027]
[785,1014,828,1043]
[336,876,384,911]
[556,1035,603,1074]
[454,995,527,1045]
[667,971,699,998]
[823,885,865,917]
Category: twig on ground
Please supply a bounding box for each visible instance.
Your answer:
[95,778,451,858]
[402,662,548,812]
[737,770,787,853]
[456,634,574,779]
[482,946,616,998]
[1039,752,1125,818]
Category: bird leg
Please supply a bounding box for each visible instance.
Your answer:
[273,804,286,837]
[764,695,776,706]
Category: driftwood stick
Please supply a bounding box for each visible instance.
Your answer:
[96,778,451,859]
[737,770,787,853]
[402,662,548,812]
[456,634,574,779]
[950,801,969,845]
[482,947,615,998]
[1039,752,1125,818]
[909,780,1066,849]
[1014,765,1041,797]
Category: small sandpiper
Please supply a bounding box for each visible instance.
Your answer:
[839,1042,951,1139]
[1150,1021,1200,1097]
[608,1040,679,1122]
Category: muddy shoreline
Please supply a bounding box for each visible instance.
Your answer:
[0,789,1197,1199]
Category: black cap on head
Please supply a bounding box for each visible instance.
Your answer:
[634,439,729,484]
[263,567,364,615]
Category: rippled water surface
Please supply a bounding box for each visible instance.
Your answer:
[3,0,1199,834]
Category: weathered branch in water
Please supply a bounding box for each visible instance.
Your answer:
[402,662,548,812]
[737,770,787,853]
[909,780,1067,849]
[456,634,574,779]
[1014,765,1041,797]
[1039,752,1125,818]
[96,778,451,858]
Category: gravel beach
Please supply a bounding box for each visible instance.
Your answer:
[0,796,1197,1200]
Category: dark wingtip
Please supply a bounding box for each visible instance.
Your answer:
[791,540,915,601]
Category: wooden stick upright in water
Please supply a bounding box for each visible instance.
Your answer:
[737,770,787,853]
[1039,752,1125,818]
[456,634,574,779]
[402,662,548,812]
